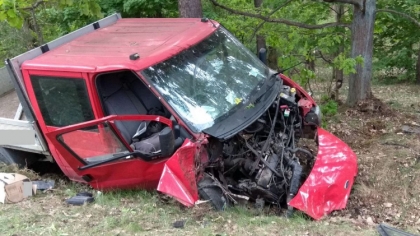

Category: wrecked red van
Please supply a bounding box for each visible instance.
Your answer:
[0,14,357,219]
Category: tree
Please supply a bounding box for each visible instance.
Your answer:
[0,0,103,46]
[209,0,419,106]
[178,0,202,18]
[346,0,375,105]
[100,0,177,18]
[209,0,372,106]
[374,1,420,84]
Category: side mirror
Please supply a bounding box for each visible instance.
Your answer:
[159,127,175,157]
[258,48,267,65]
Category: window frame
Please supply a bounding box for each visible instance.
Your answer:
[29,74,95,128]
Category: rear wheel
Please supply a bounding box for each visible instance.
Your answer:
[0,147,36,167]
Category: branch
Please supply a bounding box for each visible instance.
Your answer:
[376,9,420,28]
[317,50,333,64]
[210,0,350,30]
[20,1,45,10]
[248,0,295,42]
[323,0,362,9]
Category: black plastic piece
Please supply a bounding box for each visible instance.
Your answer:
[93,22,100,30]
[173,124,181,139]
[201,18,209,22]
[258,48,267,65]
[81,174,93,182]
[377,223,418,236]
[172,220,186,229]
[40,44,49,53]
[304,110,320,126]
[77,192,93,197]
[159,127,175,157]
[66,195,94,205]
[129,53,140,60]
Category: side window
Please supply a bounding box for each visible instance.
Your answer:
[31,76,95,127]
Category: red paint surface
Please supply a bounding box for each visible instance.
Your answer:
[46,115,177,188]
[298,98,314,116]
[289,127,358,220]
[22,18,218,73]
[280,74,315,104]
[157,140,199,206]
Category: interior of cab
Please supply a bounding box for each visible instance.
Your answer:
[95,70,186,158]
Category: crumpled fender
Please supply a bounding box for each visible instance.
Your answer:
[289,127,358,220]
[157,139,199,206]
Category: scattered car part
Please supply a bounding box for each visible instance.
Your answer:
[377,223,418,236]
[66,192,94,206]
[172,220,186,229]
[32,180,55,191]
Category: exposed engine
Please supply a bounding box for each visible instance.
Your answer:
[199,85,316,214]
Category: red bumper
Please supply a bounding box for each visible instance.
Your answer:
[157,128,357,220]
[289,127,358,220]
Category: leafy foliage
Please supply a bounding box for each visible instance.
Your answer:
[374,0,420,82]
[100,0,178,18]
[0,0,418,90]
[0,0,102,28]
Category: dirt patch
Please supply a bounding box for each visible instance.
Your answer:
[322,84,420,232]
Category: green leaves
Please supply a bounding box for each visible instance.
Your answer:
[0,11,6,21]
[333,54,364,75]
[374,0,420,82]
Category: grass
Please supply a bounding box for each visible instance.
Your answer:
[1,81,420,235]
[0,187,378,236]
[0,167,378,236]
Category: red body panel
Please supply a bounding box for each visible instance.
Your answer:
[22,19,219,73]
[280,74,315,104]
[157,140,199,206]
[289,127,358,220]
[45,115,177,188]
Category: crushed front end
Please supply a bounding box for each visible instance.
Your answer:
[195,82,357,219]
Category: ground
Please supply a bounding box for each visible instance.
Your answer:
[0,82,419,236]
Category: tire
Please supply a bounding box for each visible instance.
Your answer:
[0,147,36,168]
[198,175,230,211]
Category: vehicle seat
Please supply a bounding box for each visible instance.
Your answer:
[99,74,170,155]
[126,76,170,117]
[99,76,148,143]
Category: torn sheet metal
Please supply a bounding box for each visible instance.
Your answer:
[157,140,199,206]
[289,127,358,220]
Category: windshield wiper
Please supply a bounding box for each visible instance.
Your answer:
[250,73,279,105]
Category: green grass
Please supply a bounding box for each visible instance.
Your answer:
[0,183,378,236]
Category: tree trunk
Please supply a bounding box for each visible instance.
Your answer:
[178,0,202,18]
[254,0,266,53]
[268,46,279,70]
[416,47,420,84]
[347,0,376,106]
[331,5,344,100]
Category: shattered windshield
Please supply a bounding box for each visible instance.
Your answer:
[142,27,269,131]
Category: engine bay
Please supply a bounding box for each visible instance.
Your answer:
[198,84,318,214]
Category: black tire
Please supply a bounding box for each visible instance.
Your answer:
[198,175,230,211]
[0,147,36,167]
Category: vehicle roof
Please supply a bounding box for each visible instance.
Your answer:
[22,18,219,73]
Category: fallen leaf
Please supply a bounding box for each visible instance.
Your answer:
[366,216,375,226]
[384,203,393,208]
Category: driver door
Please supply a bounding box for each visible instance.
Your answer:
[45,115,195,190]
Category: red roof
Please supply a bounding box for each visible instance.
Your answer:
[22,18,219,72]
